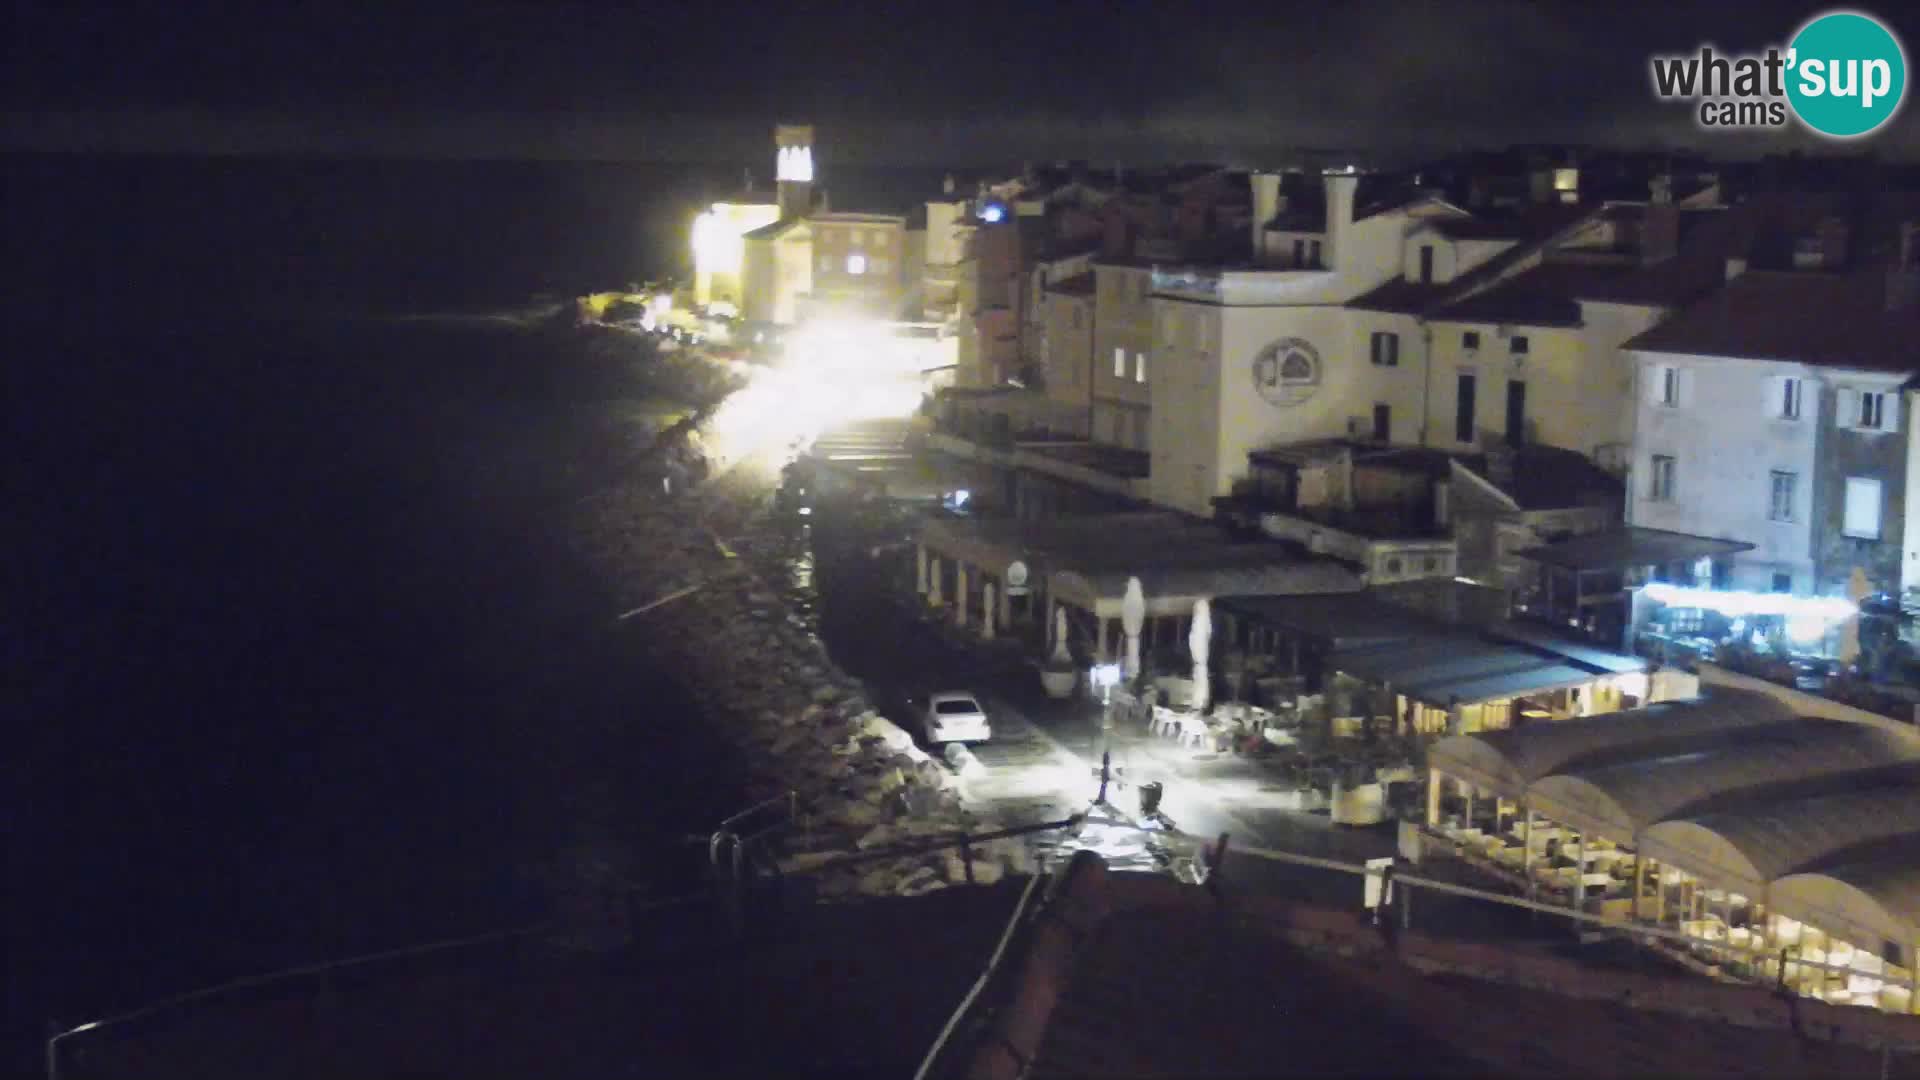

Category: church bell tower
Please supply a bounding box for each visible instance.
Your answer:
[774,124,814,220]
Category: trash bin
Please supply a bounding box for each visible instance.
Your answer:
[1139,781,1165,817]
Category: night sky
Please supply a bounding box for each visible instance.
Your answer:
[6,1,1917,163]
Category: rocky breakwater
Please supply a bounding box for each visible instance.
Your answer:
[569,470,1036,904]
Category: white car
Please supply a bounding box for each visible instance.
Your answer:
[922,691,991,745]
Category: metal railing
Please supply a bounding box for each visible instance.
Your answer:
[1224,836,1920,1014]
[44,922,549,1080]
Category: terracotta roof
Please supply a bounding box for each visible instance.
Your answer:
[1431,217,1535,240]
[1045,273,1095,297]
[1347,204,1611,317]
[742,217,805,240]
[1625,269,1920,372]
[1346,276,1459,315]
[1456,444,1624,512]
[1430,284,1583,328]
[1012,867,1920,1079]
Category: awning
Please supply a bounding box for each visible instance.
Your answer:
[1483,621,1650,674]
[1214,592,1435,648]
[1054,561,1361,618]
[1515,527,1754,572]
[1638,770,1920,897]
[1524,720,1920,846]
[1328,638,1604,707]
[1427,688,1796,799]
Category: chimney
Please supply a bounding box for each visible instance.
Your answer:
[1889,222,1920,311]
[1649,174,1673,205]
[1642,204,1680,265]
[1323,170,1360,274]
[1250,172,1282,262]
[1725,256,1749,281]
[1815,217,1851,269]
[943,173,956,196]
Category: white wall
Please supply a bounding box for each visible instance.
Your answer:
[1628,350,1819,591]
[1906,388,1920,596]
[924,200,967,268]
[1579,301,1667,453]
[1147,299,1224,514]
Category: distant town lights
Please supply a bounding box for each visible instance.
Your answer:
[1641,582,1858,621]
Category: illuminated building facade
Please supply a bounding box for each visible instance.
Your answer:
[692,194,781,310]
[808,212,911,320]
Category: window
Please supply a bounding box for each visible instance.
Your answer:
[871,230,887,247]
[1844,476,1883,538]
[1510,335,1530,355]
[1505,379,1526,447]
[1772,572,1793,593]
[1836,388,1895,432]
[1463,331,1481,351]
[1370,331,1400,367]
[1292,239,1305,266]
[850,231,864,248]
[1455,372,1477,443]
[1772,377,1803,420]
[1419,245,1435,283]
[1113,347,1126,378]
[1372,403,1391,441]
[1649,454,1676,501]
[1768,470,1796,521]
[1860,391,1887,430]
[1134,352,1147,383]
[1652,364,1681,407]
[845,253,867,275]
[1309,240,1323,266]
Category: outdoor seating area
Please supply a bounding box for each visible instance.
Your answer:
[1213,592,1660,743]
[1424,690,1920,1013]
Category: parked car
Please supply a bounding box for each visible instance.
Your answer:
[921,692,992,745]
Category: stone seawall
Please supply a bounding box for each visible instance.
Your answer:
[564,430,1033,901]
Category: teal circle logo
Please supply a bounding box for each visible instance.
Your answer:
[1786,11,1907,138]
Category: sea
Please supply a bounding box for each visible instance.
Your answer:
[4,151,949,1069]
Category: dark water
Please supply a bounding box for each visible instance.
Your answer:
[5,152,946,1068]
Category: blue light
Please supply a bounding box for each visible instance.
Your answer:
[979,203,1006,223]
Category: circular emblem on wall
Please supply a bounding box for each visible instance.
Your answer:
[1252,338,1322,407]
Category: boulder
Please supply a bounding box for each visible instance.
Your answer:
[854,824,898,850]
[896,866,945,896]
[827,800,883,828]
